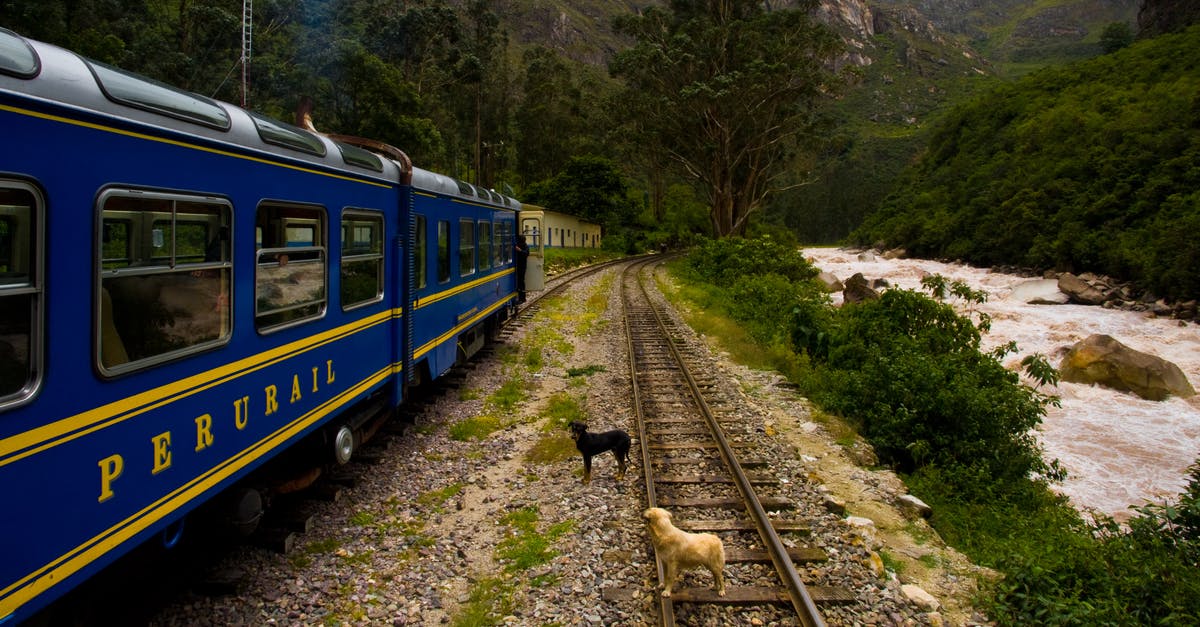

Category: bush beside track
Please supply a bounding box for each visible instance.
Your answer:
[668,237,1200,626]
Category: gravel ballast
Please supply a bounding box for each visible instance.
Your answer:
[151,263,990,626]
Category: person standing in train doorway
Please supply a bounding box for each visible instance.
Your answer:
[515,234,529,303]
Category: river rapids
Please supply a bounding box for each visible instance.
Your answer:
[804,247,1200,521]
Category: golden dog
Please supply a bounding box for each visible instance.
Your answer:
[643,507,726,597]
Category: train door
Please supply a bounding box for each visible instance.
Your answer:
[519,211,545,292]
[397,192,416,398]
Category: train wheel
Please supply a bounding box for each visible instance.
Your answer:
[227,487,263,537]
[333,425,355,464]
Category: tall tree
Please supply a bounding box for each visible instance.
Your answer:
[610,0,843,237]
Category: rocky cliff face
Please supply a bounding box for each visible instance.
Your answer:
[817,0,877,67]
[868,0,1138,67]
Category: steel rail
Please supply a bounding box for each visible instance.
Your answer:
[632,258,825,627]
[622,257,676,626]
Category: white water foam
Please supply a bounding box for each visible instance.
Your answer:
[804,248,1200,520]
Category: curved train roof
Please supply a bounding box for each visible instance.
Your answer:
[0,26,519,212]
[410,167,521,212]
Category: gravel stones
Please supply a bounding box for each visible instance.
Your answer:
[151,264,985,626]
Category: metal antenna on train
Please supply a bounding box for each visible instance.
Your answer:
[241,0,253,107]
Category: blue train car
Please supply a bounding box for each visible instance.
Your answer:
[0,29,522,624]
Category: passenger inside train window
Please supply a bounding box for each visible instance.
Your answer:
[254,203,326,331]
[97,191,231,372]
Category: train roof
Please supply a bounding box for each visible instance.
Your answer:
[0,28,404,183]
[0,28,523,211]
[410,167,521,211]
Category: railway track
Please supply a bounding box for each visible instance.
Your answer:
[622,257,853,626]
[49,254,944,625]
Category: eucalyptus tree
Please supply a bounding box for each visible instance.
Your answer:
[610,0,843,237]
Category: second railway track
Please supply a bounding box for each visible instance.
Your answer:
[623,257,852,626]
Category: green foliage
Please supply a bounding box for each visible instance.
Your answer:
[611,0,844,236]
[685,236,819,286]
[487,377,526,413]
[853,25,1200,303]
[954,460,1200,626]
[496,506,576,572]
[1099,22,1134,53]
[794,287,1052,492]
[565,365,605,378]
[681,237,827,347]
[451,575,517,627]
[540,393,587,431]
[524,156,638,236]
[448,414,502,441]
[525,399,578,464]
[677,226,1200,627]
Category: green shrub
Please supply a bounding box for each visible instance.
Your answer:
[673,245,1200,625]
[792,287,1051,494]
[685,236,818,285]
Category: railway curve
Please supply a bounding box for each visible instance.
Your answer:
[55,256,977,626]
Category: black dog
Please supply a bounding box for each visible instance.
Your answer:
[568,421,630,484]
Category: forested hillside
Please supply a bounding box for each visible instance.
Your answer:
[851,24,1200,303]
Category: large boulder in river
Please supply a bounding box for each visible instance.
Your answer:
[1059,334,1196,400]
[842,273,880,304]
[816,271,843,293]
[1058,273,1107,306]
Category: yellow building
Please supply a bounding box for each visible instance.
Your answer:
[520,206,601,249]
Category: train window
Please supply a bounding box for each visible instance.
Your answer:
[0,183,42,408]
[341,211,384,310]
[249,112,327,156]
[458,219,475,277]
[477,222,492,271]
[97,190,231,374]
[414,215,427,290]
[335,141,383,172]
[455,180,474,197]
[437,220,450,283]
[255,204,326,331]
[0,28,39,78]
[87,60,230,130]
[492,221,503,268]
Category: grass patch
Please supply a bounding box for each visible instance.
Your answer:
[541,393,588,429]
[659,263,796,374]
[543,247,623,275]
[487,377,526,413]
[349,510,377,526]
[566,364,606,377]
[449,505,580,626]
[525,434,576,464]
[417,482,464,510]
[497,506,578,572]
[449,414,503,441]
[451,576,518,627]
[304,537,341,554]
[526,316,573,364]
[574,274,614,335]
[495,343,521,367]
[523,346,544,371]
[526,393,590,464]
[458,387,482,401]
[879,549,905,576]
